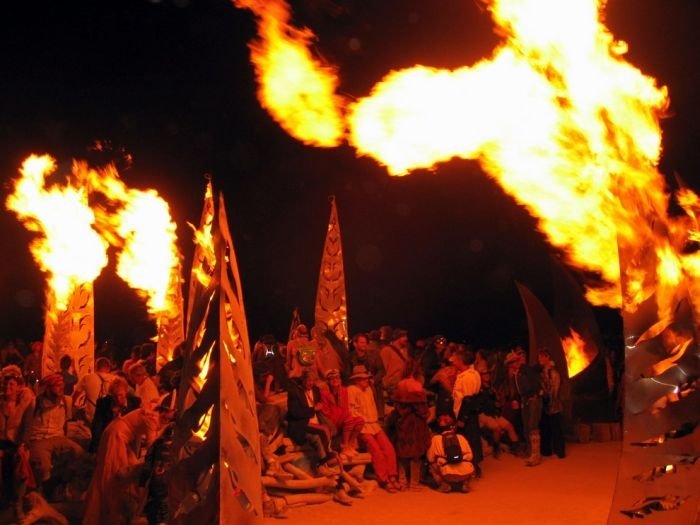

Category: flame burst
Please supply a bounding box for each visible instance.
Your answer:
[561,328,596,377]
[79,162,180,316]
[6,155,108,309]
[8,154,181,320]
[233,0,345,146]
[235,0,700,317]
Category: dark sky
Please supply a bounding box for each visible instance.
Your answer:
[1,0,699,349]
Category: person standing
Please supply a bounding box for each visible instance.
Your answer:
[451,349,483,476]
[380,329,409,396]
[505,349,544,467]
[538,349,566,459]
[388,366,431,491]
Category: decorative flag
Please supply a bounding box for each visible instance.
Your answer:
[170,182,262,525]
[288,306,301,343]
[314,195,348,343]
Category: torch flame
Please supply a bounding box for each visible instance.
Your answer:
[75,162,180,317]
[6,155,108,310]
[192,341,215,440]
[8,153,181,326]
[233,0,345,146]
[560,328,596,377]
[235,0,700,319]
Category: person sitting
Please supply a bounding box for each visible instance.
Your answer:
[350,333,385,419]
[476,369,520,457]
[24,373,84,493]
[284,369,334,476]
[89,377,141,453]
[0,365,35,520]
[427,413,474,493]
[319,368,363,457]
[347,365,400,493]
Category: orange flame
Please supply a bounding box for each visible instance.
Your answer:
[74,162,180,316]
[236,0,700,317]
[6,155,109,310]
[8,154,181,322]
[233,0,345,146]
[560,328,596,377]
[192,341,215,440]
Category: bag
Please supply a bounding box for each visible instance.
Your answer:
[297,343,316,366]
[441,432,463,464]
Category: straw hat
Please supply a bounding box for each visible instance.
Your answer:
[349,365,371,381]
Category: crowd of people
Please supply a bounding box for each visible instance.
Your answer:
[253,324,568,503]
[0,325,569,522]
[0,339,176,524]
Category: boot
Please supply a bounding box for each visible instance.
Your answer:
[526,431,541,467]
[409,460,424,491]
[13,480,26,522]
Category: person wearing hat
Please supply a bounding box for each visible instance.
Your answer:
[506,348,544,467]
[387,362,431,491]
[380,329,410,395]
[350,333,386,420]
[24,373,84,489]
[319,368,364,457]
[347,365,400,493]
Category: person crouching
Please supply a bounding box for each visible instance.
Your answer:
[427,414,474,493]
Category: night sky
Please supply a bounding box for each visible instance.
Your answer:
[1,0,699,349]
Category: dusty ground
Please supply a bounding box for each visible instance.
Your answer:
[265,441,622,525]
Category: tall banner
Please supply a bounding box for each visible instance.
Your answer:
[170,183,262,525]
[288,306,301,343]
[314,196,348,343]
[42,283,94,379]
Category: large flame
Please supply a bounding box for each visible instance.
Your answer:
[233,0,345,147]
[75,162,180,316]
[235,0,700,318]
[8,154,181,320]
[6,155,109,310]
[560,328,596,377]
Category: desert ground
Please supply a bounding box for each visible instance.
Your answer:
[264,441,622,525]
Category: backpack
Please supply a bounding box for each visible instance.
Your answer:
[441,432,463,464]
